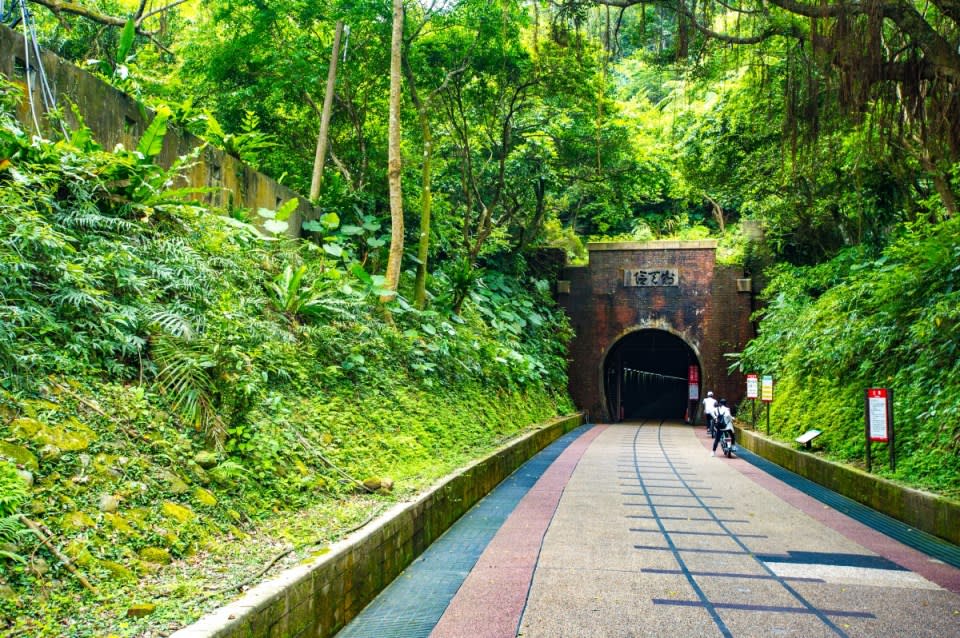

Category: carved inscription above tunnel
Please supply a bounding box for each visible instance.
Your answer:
[623,268,679,287]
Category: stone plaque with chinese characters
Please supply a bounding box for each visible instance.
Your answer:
[623,268,679,287]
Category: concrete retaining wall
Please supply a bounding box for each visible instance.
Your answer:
[737,427,960,546]
[171,412,585,638]
[0,24,316,236]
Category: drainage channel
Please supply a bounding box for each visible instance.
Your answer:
[334,424,595,638]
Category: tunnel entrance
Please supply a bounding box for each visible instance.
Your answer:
[603,329,700,422]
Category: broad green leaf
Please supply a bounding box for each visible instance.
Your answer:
[117,19,136,63]
[320,212,340,229]
[351,263,373,285]
[275,198,299,222]
[137,106,171,158]
[323,243,344,257]
[263,219,289,235]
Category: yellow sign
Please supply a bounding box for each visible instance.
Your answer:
[761,375,774,403]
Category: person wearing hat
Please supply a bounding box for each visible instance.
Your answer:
[711,398,735,456]
[702,391,718,435]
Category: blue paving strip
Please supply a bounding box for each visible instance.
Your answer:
[334,424,593,638]
[755,551,907,570]
[735,446,960,568]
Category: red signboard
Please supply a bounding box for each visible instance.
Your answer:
[867,388,890,442]
[688,365,699,384]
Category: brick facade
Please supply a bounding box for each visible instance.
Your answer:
[557,241,754,422]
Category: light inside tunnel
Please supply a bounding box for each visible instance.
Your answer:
[603,329,699,421]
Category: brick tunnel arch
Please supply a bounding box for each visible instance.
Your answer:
[601,328,702,422]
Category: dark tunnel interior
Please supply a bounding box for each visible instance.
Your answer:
[603,330,699,421]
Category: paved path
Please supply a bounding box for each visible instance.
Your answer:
[337,423,960,638]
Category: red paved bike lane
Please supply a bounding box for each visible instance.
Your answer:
[430,425,608,638]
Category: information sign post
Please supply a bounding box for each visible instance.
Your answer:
[746,374,759,428]
[761,375,774,434]
[864,388,895,472]
[687,365,699,424]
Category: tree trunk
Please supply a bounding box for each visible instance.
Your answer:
[309,20,344,201]
[381,0,404,302]
[402,56,433,310]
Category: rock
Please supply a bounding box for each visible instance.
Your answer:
[160,501,195,524]
[104,513,136,535]
[362,476,394,493]
[192,487,217,507]
[0,442,38,470]
[138,547,171,564]
[193,451,218,469]
[63,540,95,567]
[16,469,34,487]
[101,560,136,582]
[60,511,96,531]
[38,444,62,462]
[13,417,96,451]
[0,583,18,603]
[28,558,50,576]
[159,471,190,495]
[10,416,43,438]
[126,603,157,618]
[99,494,121,513]
[192,465,211,485]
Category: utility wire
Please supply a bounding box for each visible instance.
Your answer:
[8,0,68,138]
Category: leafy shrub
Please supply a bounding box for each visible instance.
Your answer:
[738,217,960,496]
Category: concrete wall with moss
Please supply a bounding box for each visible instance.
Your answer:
[0,24,316,236]
[737,427,960,546]
[170,413,585,638]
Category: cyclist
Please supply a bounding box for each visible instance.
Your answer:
[702,391,718,435]
[711,399,735,456]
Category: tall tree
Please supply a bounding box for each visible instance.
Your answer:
[309,19,344,201]
[381,0,405,302]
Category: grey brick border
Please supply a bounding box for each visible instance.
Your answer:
[171,413,584,638]
[737,427,960,546]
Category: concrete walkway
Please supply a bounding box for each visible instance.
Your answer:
[337,423,960,638]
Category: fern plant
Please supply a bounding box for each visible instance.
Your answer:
[151,334,226,446]
[0,461,28,564]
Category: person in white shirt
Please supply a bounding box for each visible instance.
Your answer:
[702,391,718,433]
[711,398,735,456]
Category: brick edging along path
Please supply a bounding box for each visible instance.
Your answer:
[736,427,960,546]
[171,412,585,638]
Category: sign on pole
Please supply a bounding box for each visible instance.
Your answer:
[688,365,699,401]
[865,388,896,473]
[746,374,759,399]
[761,375,774,403]
[866,388,889,441]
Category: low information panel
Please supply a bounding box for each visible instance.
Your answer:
[746,374,759,399]
[624,269,679,287]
